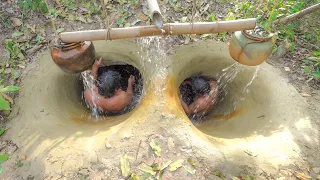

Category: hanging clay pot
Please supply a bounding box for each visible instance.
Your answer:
[229,30,274,66]
[51,41,96,73]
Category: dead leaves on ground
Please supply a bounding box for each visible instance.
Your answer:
[120,154,131,177]
[10,17,22,27]
[120,139,198,179]
[149,139,161,157]
[295,171,312,180]
[169,159,184,171]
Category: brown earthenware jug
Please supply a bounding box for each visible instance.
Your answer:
[229,30,274,66]
[51,41,95,73]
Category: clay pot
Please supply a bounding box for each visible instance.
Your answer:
[229,30,274,66]
[51,41,95,73]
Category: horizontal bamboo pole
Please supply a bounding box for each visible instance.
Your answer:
[59,18,256,43]
[147,0,163,28]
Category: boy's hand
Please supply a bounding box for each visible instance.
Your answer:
[93,58,102,68]
[128,75,135,84]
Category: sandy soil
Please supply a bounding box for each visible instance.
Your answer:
[0,40,319,179]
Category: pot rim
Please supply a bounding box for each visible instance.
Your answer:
[53,41,89,51]
[242,30,274,42]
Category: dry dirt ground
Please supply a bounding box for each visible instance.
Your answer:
[0,0,320,180]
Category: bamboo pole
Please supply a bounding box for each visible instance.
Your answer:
[59,18,256,43]
[147,0,163,29]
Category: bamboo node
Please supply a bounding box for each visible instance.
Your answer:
[105,28,112,41]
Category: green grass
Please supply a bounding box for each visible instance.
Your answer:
[19,0,48,16]
[304,51,320,80]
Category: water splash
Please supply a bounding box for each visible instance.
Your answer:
[217,62,246,98]
[137,36,170,96]
[81,71,100,119]
[235,66,260,109]
[188,63,260,123]
[217,65,260,117]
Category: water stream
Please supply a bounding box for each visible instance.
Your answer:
[81,70,100,119]
[216,63,260,113]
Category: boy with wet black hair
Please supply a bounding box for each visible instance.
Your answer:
[84,58,135,112]
[180,76,219,116]
[97,70,122,98]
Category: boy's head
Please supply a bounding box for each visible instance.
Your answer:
[97,70,122,98]
[191,76,210,95]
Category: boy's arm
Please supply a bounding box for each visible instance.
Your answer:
[126,75,135,94]
[90,58,102,80]
[208,80,219,104]
[180,96,196,114]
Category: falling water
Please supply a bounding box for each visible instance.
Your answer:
[81,70,100,119]
[235,66,260,109]
[216,65,260,117]
[137,36,170,97]
[217,62,246,98]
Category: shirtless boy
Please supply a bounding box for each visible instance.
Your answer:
[84,58,135,112]
[180,76,219,116]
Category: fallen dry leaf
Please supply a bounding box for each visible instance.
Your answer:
[76,15,87,23]
[10,17,22,27]
[183,165,196,175]
[300,93,311,97]
[295,172,311,180]
[55,0,61,5]
[130,173,142,180]
[139,13,148,21]
[169,159,184,171]
[160,160,172,171]
[26,24,36,33]
[68,14,76,21]
[187,158,198,167]
[149,139,161,156]
[120,154,130,177]
[213,170,226,180]
[244,150,258,157]
[284,67,290,72]
[139,163,156,175]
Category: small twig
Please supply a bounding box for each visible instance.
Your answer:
[135,140,142,160]
[273,3,320,25]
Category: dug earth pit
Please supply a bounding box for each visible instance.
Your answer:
[2,40,319,179]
